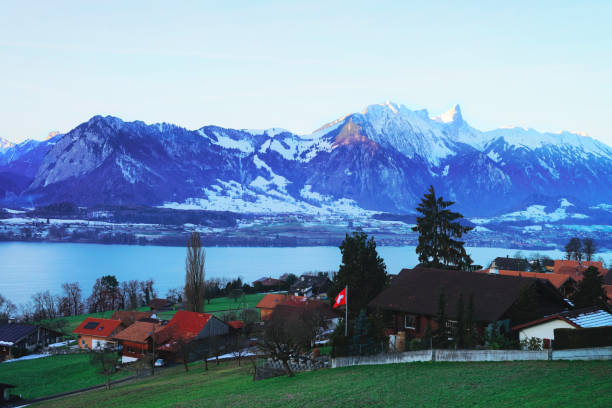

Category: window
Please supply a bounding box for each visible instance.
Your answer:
[404,314,417,329]
[445,320,458,339]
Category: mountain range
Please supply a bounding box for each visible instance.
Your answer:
[2,102,612,218]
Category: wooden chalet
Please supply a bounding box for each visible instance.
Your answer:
[0,323,62,361]
[114,321,164,363]
[369,267,570,340]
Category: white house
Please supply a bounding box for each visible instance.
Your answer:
[512,306,612,347]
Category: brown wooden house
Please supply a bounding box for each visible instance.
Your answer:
[0,323,62,361]
[114,321,164,363]
[369,267,570,341]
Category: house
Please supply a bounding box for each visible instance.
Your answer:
[490,257,531,272]
[226,320,244,333]
[0,323,62,361]
[114,321,164,363]
[149,298,174,312]
[290,274,332,298]
[368,267,570,340]
[476,268,577,298]
[73,317,122,350]
[603,272,612,305]
[512,306,612,348]
[256,294,306,321]
[155,311,229,362]
[111,311,155,329]
[553,260,608,281]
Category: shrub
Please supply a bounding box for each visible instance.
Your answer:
[554,326,612,350]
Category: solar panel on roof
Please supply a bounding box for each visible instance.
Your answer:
[84,321,99,330]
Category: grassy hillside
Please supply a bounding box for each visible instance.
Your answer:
[34,359,612,408]
[0,353,129,400]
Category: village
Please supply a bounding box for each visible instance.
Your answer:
[1,237,611,406]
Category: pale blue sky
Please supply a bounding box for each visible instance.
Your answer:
[1,1,611,144]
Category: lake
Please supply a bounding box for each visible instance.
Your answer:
[0,242,607,305]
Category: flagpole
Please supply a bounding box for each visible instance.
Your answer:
[345,284,348,337]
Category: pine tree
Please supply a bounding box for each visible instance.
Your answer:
[455,294,465,349]
[465,294,475,348]
[331,231,388,319]
[433,287,448,348]
[572,266,609,308]
[412,185,473,270]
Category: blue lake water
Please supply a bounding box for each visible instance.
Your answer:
[0,242,607,305]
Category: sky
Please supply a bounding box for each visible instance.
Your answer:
[1,1,611,145]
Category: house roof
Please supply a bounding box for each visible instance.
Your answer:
[111,311,154,326]
[553,260,608,278]
[512,306,612,331]
[492,257,531,271]
[0,323,37,345]
[73,318,122,338]
[256,294,306,310]
[149,298,173,309]
[226,320,244,329]
[114,321,163,344]
[368,267,567,322]
[156,310,212,341]
[475,269,573,289]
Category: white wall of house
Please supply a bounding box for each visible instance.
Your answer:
[519,319,575,342]
[92,339,108,350]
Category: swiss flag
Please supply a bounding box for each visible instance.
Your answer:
[333,287,347,309]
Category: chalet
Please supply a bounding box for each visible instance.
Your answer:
[256,294,306,321]
[114,321,164,363]
[73,317,122,350]
[155,311,229,362]
[476,268,577,298]
[290,274,332,299]
[149,298,174,312]
[0,323,62,361]
[512,306,612,348]
[369,267,570,340]
[111,311,155,329]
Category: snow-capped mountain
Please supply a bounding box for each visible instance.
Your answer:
[1,102,612,218]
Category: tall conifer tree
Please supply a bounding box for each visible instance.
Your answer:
[412,185,473,270]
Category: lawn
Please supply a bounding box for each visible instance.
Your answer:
[0,353,130,400]
[33,359,612,408]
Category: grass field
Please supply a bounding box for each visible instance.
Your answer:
[32,359,612,408]
[40,293,267,334]
[0,353,129,400]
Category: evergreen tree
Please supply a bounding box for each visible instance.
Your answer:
[412,185,473,270]
[350,309,377,356]
[330,231,388,319]
[433,287,448,348]
[455,294,465,348]
[465,294,475,348]
[572,266,609,308]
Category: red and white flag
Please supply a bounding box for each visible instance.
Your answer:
[333,287,347,309]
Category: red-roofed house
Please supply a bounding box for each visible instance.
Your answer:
[73,318,122,350]
[476,268,577,298]
[553,260,608,281]
[155,311,229,361]
[256,294,306,320]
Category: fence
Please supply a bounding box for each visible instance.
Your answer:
[331,347,612,368]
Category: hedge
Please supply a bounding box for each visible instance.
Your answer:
[553,326,612,350]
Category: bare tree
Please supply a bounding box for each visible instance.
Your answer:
[185,232,205,312]
[60,282,83,316]
[582,238,597,262]
[140,279,157,306]
[166,287,183,303]
[121,280,141,310]
[0,294,16,321]
[174,337,192,372]
[90,347,118,390]
[32,290,58,320]
[258,303,328,377]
